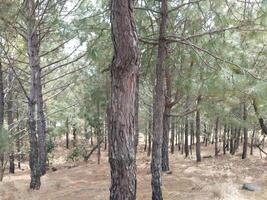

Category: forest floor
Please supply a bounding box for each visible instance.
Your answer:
[0,143,267,200]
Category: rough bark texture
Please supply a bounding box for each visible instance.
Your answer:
[151,1,168,199]
[109,0,139,199]
[162,106,170,171]
[242,103,248,159]
[195,96,201,162]
[37,66,46,176]
[26,0,41,189]
[162,63,171,171]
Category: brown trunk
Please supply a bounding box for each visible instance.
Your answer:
[250,126,255,155]
[196,96,201,162]
[223,124,227,155]
[109,0,139,199]
[72,124,77,147]
[184,117,189,157]
[215,117,219,156]
[7,68,15,174]
[162,60,172,171]
[190,120,194,155]
[0,62,5,181]
[162,106,170,171]
[37,66,46,176]
[26,0,41,189]
[170,118,175,154]
[134,74,139,154]
[147,107,152,157]
[66,117,69,149]
[151,0,168,198]
[242,103,248,159]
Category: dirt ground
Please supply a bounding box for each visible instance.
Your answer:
[0,144,267,200]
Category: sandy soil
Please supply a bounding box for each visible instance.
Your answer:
[0,144,266,200]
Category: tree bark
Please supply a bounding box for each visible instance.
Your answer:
[26,0,41,189]
[215,117,219,156]
[66,117,69,149]
[242,103,248,159]
[170,118,175,154]
[151,0,168,199]
[109,0,139,199]
[250,126,255,155]
[147,107,152,157]
[184,117,189,157]
[7,68,15,174]
[196,96,201,162]
[37,66,46,176]
[0,62,5,181]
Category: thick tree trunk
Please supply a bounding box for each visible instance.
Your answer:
[196,96,201,162]
[151,0,168,199]
[215,117,219,156]
[242,103,248,159]
[7,68,15,174]
[109,0,139,199]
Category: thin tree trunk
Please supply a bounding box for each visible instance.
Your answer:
[37,66,46,176]
[162,106,170,171]
[151,0,168,198]
[0,62,5,181]
[7,68,15,174]
[109,0,139,198]
[196,96,201,162]
[134,74,139,154]
[184,117,189,157]
[170,118,175,154]
[147,108,152,157]
[223,124,227,155]
[66,117,69,149]
[72,124,77,147]
[242,103,248,159]
[26,0,41,189]
[215,117,219,156]
[250,126,255,155]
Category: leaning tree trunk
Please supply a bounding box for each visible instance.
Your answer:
[7,68,15,174]
[109,0,139,199]
[147,107,152,157]
[242,103,248,159]
[151,1,168,199]
[26,0,41,189]
[196,96,201,162]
